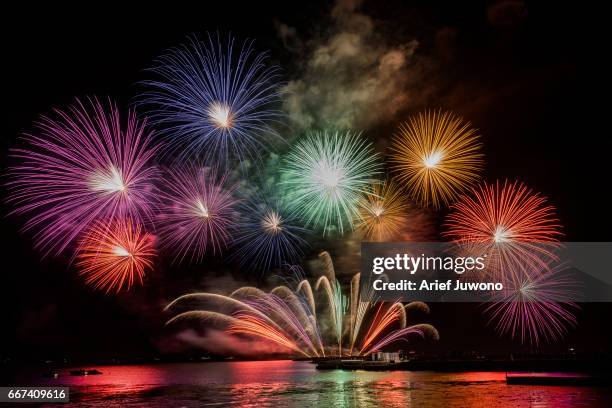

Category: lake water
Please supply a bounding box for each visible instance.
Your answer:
[15,361,612,407]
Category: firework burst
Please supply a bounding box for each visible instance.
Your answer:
[390,110,483,209]
[232,194,309,274]
[356,180,410,241]
[444,180,562,284]
[76,218,156,294]
[165,252,438,358]
[156,166,239,263]
[280,130,381,235]
[483,265,579,347]
[140,34,282,165]
[6,98,158,256]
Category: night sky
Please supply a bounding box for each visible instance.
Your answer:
[2,1,610,363]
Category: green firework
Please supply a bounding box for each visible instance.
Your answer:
[280,130,381,235]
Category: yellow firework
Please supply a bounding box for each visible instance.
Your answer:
[389,110,484,208]
[356,180,409,241]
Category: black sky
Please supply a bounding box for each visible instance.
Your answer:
[2,1,611,363]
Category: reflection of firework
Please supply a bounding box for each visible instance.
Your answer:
[390,110,483,208]
[483,266,579,347]
[140,34,281,164]
[232,195,308,274]
[444,180,562,284]
[280,130,381,235]
[166,252,438,357]
[7,98,158,256]
[156,167,238,263]
[77,219,156,294]
[356,180,410,241]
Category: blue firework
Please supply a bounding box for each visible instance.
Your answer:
[140,34,282,165]
[232,194,309,274]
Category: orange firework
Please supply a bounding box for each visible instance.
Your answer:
[356,180,409,241]
[444,180,562,284]
[77,218,156,294]
[389,110,483,208]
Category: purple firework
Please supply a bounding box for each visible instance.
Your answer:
[483,264,580,347]
[6,98,158,256]
[156,166,239,263]
[140,34,282,166]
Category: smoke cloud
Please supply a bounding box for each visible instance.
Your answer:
[171,329,292,358]
[279,0,431,130]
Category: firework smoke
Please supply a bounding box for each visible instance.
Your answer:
[278,0,429,130]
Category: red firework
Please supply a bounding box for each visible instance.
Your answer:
[444,180,562,284]
[76,219,156,294]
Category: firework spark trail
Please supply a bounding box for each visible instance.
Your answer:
[7,98,158,256]
[358,303,406,353]
[296,279,317,319]
[356,180,410,241]
[232,194,308,274]
[362,324,439,356]
[266,294,322,356]
[349,272,378,353]
[166,252,436,357]
[271,285,325,355]
[239,288,321,356]
[156,166,238,263]
[231,287,323,356]
[280,130,381,235]
[140,34,282,166]
[444,180,562,285]
[168,310,308,357]
[390,110,483,209]
[76,218,156,294]
[227,313,310,357]
[483,266,579,347]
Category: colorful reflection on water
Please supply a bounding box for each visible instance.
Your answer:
[16,361,612,407]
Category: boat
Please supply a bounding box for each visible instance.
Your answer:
[506,372,606,386]
[69,369,103,376]
[42,371,59,378]
[317,359,398,370]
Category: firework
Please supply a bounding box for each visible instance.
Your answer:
[356,180,410,241]
[280,130,381,235]
[444,180,562,284]
[6,98,158,256]
[140,34,282,165]
[76,218,156,294]
[156,166,238,263]
[483,265,579,346]
[389,110,483,209]
[232,194,308,274]
[165,252,437,357]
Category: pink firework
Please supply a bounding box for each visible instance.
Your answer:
[444,180,562,284]
[156,166,238,263]
[7,98,158,256]
[483,265,579,347]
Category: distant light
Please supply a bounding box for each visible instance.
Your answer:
[208,102,232,128]
[371,203,385,217]
[90,165,126,194]
[261,211,283,234]
[112,245,131,257]
[195,199,210,218]
[493,225,511,243]
[314,160,344,192]
[424,150,443,168]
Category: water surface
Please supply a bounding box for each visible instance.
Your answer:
[17,361,612,407]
